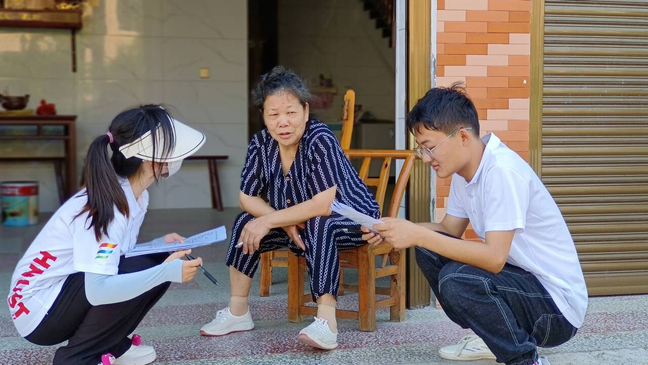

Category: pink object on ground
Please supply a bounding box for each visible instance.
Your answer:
[132,334,142,346]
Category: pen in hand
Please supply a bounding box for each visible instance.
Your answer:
[185,254,219,286]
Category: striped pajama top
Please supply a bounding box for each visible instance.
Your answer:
[240,119,380,219]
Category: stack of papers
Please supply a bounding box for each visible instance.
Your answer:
[126,226,227,258]
[331,200,382,232]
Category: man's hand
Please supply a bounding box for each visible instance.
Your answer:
[373,217,424,250]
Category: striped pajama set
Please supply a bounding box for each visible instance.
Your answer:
[225,120,380,300]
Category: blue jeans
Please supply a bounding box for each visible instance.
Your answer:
[416,245,577,365]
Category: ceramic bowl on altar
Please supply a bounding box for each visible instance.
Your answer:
[0,94,30,110]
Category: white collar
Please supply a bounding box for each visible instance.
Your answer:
[465,133,500,186]
[120,178,147,218]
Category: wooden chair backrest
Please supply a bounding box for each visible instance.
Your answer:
[340,89,356,150]
[344,149,417,218]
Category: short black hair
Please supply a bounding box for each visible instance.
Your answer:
[407,82,480,136]
[252,66,311,111]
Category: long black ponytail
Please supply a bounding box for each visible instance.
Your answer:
[76,105,176,241]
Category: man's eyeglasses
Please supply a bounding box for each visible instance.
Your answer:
[413,127,472,160]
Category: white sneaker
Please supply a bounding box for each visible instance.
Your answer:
[200,307,254,336]
[297,317,338,350]
[438,335,496,361]
[97,334,155,365]
[538,356,551,365]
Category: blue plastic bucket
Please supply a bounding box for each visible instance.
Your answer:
[1,181,39,226]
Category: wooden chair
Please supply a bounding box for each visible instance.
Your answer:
[259,89,357,297]
[288,149,417,331]
[339,89,356,150]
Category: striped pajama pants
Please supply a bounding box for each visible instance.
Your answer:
[225,212,366,299]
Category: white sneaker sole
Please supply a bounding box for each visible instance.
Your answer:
[114,351,156,365]
[438,350,496,361]
[297,333,338,350]
[199,321,254,337]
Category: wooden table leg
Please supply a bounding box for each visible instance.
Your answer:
[64,122,77,200]
[207,158,224,211]
[53,160,65,204]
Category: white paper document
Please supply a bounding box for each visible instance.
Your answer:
[126,226,227,258]
[331,201,382,232]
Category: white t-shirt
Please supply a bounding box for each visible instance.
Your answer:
[446,133,588,328]
[7,179,148,337]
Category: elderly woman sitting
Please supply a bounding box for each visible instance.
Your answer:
[200,66,380,349]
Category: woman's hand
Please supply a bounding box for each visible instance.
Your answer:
[361,226,383,247]
[283,223,306,250]
[239,217,272,254]
[164,249,203,282]
[163,232,184,244]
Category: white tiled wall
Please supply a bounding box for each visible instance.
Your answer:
[0,0,248,212]
[278,0,395,123]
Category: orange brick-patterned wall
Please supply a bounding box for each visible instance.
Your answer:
[435,0,531,238]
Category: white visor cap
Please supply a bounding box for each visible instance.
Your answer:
[119,118,206,163]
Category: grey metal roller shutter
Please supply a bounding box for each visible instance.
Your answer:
[540,0,648,295]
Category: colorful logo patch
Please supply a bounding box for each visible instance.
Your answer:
[95,243,118,260]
